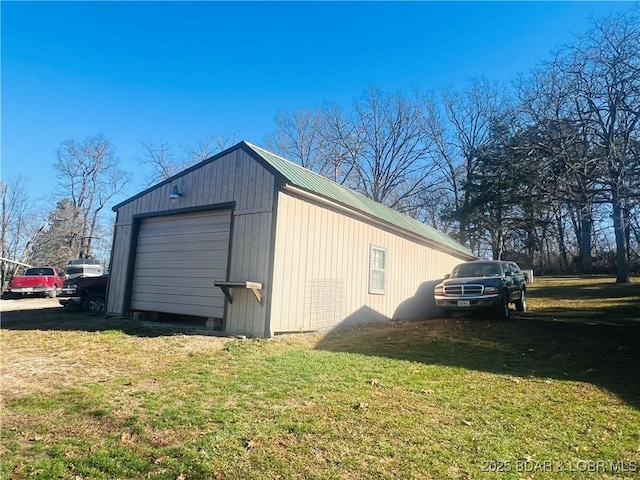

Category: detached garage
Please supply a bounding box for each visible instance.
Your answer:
[108,141,475,337]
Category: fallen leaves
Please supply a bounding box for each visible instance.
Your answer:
[10,463,26,480]
[245,438,261,450]
[120,431,136,444]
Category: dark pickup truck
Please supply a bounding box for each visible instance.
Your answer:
[434,260,527,320]
[59,275,109,313]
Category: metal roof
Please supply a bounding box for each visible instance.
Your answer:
[112,141,474,259]
[244,142,475,259]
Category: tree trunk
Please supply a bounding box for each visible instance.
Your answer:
[579,212,592,274]
[612,195,630,283]
[555,207,569,271]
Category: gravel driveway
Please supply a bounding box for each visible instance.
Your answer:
[0,297,63,312]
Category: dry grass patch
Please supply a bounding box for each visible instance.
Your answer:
[2,328,230,403]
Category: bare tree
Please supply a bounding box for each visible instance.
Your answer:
[187,132,239,164]
[344,87,438,213]
[515,67,601,273]
[54,134,129,260]
[270,109,331,170]
[423,78,511,251]
[141,140,179,186]
[0,177,40,289]
[268,107,356,185]
[270,88,439,215]
[27,199,79,269]
[142,133,238,186]
[553,11,640,282]
[422,93,467,236]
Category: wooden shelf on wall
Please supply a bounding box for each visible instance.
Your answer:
[214,281,263,304]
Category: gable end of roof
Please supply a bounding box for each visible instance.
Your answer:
[112,141,287,211]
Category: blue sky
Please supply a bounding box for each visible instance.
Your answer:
[2,1,636,212]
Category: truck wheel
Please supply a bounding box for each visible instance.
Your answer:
[83,293,105,313]
[495,292,510,320]
[515,289,526,312]
[48,287,58,298]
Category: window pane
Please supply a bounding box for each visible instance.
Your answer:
[371,270,385,291]
[370,246,386,293]
[373,248,385,269]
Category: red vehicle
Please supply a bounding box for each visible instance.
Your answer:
[6,266,65,298]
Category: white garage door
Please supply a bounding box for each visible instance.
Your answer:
[131,209,231,318]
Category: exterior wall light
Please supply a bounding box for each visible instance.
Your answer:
[169,185,183,201]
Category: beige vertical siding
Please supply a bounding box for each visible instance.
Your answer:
[270,192,465,333]
[108,149,275,335]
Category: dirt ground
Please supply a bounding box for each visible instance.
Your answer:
[0,297,236,403]
[0,297,63,312]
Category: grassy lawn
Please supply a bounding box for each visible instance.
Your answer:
[1,276,639,479]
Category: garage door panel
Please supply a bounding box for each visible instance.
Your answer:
[139,226,229,239]
[133,254,228,268]
[139,222,230,236]
[134,245,229,259]
[131,209,231,318]
[131,275,222,289]
[134,239,227,259]
[135,277,225,290]
[137,231,230,246]
[133,273,227,284]
[143,212,230,227]
[137,286,224,300]
[136,237,229,250]
[132,300,221,318]
[145,210,229,227]
[139,222,229,235]
[134,261,227,276]
[136,242,229,254]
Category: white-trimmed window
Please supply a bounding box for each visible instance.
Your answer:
[369,245,387,294]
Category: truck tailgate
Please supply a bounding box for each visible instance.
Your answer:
[10,276,51,288]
